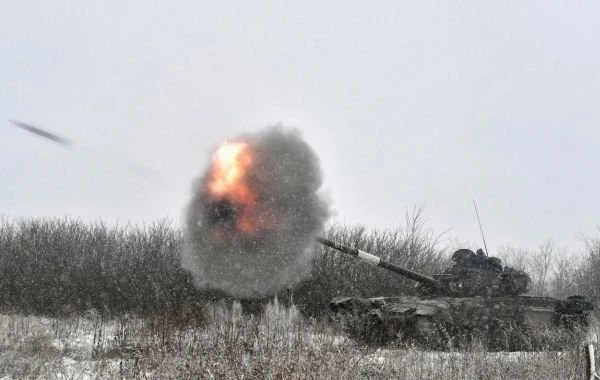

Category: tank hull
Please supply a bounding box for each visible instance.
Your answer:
[330,295,592,351]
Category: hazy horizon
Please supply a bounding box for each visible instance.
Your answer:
[2,2,600,254]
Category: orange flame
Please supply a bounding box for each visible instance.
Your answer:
[208,142,255,203]
[207,141,258,233]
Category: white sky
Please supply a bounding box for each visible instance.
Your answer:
[1,1,599,253]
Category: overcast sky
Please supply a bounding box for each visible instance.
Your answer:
[1,1,599,254]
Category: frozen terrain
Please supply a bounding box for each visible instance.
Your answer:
[0,301,594,379]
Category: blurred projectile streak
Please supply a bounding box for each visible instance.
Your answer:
[7,119,170,190]
[9,119,72,148]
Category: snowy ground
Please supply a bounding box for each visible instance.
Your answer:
[0,312,123,379]
[0,310,594,379]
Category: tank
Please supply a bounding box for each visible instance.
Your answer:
[318,238,595,350]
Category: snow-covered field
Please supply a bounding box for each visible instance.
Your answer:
[0,312,124,379]
[0,305,594,379]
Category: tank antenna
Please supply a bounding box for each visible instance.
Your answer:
[473,199,489,256]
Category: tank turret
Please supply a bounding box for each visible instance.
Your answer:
[430,247,532,297]
[318,237,530,297]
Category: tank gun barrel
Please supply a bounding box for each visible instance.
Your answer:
[317,237,442,288]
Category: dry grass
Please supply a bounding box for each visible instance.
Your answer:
[0,300,594,379]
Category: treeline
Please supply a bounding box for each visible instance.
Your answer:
[496,236,600,300]
[0,217,201,315]
[0,212,597,317]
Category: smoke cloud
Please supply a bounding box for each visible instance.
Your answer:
[182,126,330,298]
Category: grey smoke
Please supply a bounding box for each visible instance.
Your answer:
[182,126,330,298]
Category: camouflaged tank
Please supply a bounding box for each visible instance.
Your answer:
[318,238,594,350]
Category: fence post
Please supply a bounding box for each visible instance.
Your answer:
[586,343,600,380]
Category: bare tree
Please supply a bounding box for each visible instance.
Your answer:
[551,254,581,298]
[579,232,600,301]
[531,239,555,296]
[497,244,530,272]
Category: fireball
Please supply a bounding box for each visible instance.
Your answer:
[205,140,263,234]
[184,127,330,298]
[207,141,255,204]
